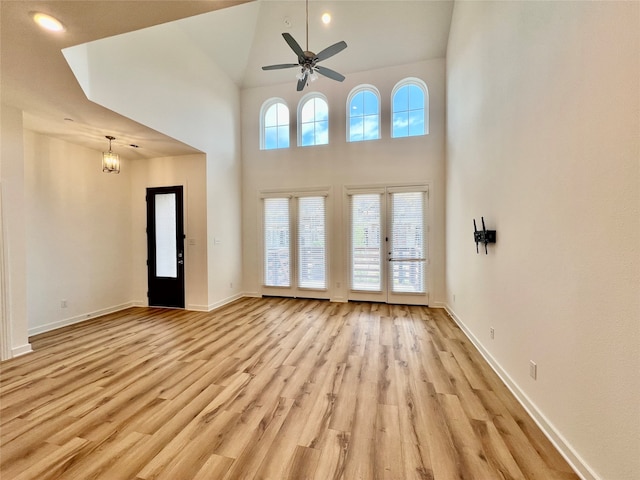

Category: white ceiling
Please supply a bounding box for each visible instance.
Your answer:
[1,0,453,160]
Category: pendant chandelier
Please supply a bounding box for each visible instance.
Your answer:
[102,135,120,174]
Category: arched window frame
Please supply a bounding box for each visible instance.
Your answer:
[260,98,290,150]
[391,78,429,138]
[346,85,381,143]
[297,92,329,147]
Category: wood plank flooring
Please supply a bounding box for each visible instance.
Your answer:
[0,297,579,479]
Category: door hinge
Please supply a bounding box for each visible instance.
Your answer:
[146,291,149,297]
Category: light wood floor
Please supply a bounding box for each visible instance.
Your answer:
[0,297,578,480]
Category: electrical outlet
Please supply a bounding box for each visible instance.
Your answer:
[529,360,537,380]
[453,294,456,303]
[490,327,495,340]
[229,282,233,289]
[61,300,67,308]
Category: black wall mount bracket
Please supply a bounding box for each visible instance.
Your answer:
[473,217,496,254]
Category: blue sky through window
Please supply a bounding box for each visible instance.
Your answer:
[349,89,379,142]
[392,84,425,138]
[263,102,289,149]
[300,96,329,146]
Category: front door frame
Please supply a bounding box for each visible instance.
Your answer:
[146,186,185,308]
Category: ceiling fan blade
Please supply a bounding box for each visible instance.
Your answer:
[262,63,300,71]
[315,40,347,62]
[282,32,305,59]
[315,65,345,82]
[296,72,308,91]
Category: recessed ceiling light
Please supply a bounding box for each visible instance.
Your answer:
[321,13,331,25]
[31,12,65,33]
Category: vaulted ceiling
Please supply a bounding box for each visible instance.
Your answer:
[1,0,453,159]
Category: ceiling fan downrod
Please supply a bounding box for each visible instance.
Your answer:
[261,0,348,91]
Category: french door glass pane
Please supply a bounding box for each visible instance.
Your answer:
[298,196,326,289]
[390,192,425,293]
[155,193,177,278]
[351,194,381,291]
[264,198,290,287]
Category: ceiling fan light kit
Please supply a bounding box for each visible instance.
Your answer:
[262,0,347,91]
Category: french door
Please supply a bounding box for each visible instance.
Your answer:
[146,186,185,308]
[348,186,429,305]
[261,192,329,299]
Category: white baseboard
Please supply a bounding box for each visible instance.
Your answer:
[444,304,598,480]
[207,292,244,312]
[187,303,210,312]
[28,302,137,337]
[11,343,33,357]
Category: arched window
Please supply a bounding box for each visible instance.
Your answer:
[261,98,289,150]
[347,85,380,142]
[391,78,429,138]
[298,93,329,147]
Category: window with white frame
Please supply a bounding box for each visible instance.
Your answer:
[298,94,329,147]
[261,99,290,150]
[263,193,328,291]
[347,85,380,142]
[391,78,429,138]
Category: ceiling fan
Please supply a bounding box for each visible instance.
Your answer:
[262,0,347,91]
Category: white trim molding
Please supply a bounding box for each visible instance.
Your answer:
[444,304,598,480]
[11,343,33,357]
[207,293,244,312]
[0,181,11,361]
[28,302,138,337]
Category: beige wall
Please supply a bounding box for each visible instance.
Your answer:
[241,59,447,304]
[129,154,208,310]
[63,19,244,310]
[20,132,210,333]
[446,2,640,479]
[24,131,133,335]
